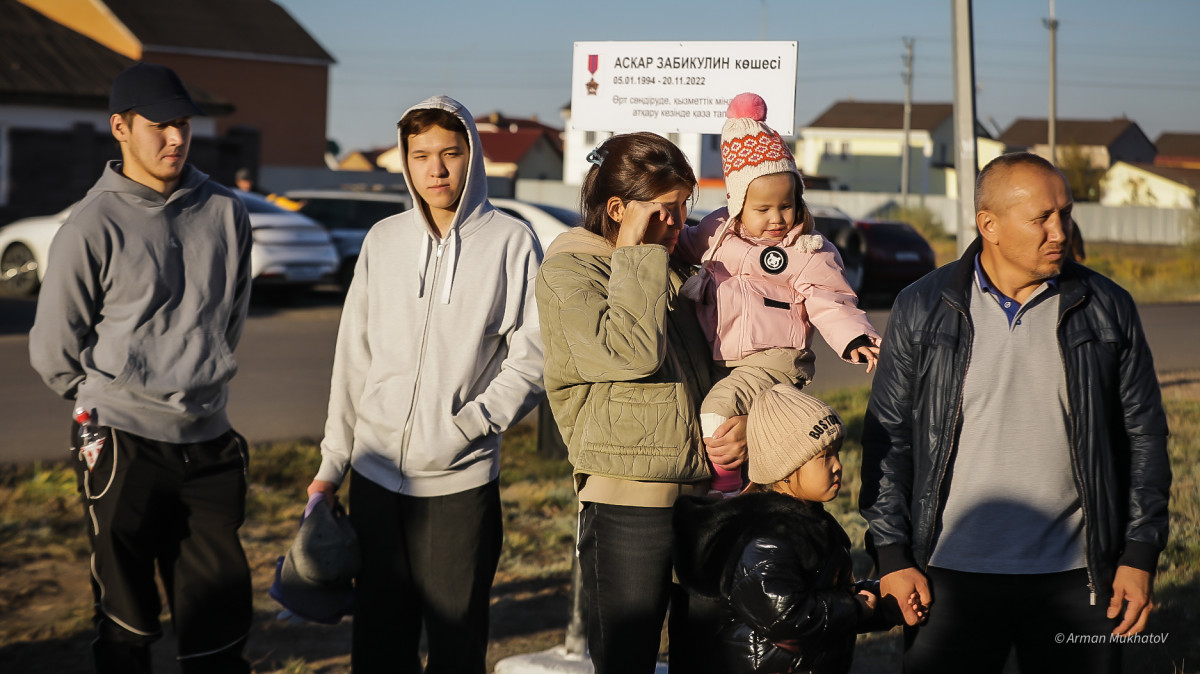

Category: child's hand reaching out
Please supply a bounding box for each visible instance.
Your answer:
[856,589,878,619]
[850,345,880,373]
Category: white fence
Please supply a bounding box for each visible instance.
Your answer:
[516,180,1195,246]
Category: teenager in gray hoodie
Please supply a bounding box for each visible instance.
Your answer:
[29,63,253,673]
[306,95,545,673]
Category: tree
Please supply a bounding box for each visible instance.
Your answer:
[1058,142,1105,202]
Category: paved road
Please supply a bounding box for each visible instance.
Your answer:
[4,295,1199,464]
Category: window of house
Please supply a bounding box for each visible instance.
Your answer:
[824,141,835,156]
[840,142,850,159]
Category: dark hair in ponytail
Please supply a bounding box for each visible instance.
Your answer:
[579,133,697,243]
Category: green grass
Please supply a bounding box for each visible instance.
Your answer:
[1,391,1196,671]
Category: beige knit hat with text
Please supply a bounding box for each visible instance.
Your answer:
[721,92,803,220]
[746,384,844,485]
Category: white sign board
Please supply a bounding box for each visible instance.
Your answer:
[570,41,798,136]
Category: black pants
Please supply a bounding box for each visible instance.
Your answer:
[577,502,677,674]
[348,470,503,674]
[74,426,252,674]
[904,567,1120,674]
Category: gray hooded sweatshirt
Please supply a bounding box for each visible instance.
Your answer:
[29,162,252,443]
[314,95,545,497]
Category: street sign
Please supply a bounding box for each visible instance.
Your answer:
[570,41,798,136]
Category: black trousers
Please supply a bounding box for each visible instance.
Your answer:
[348,470,503,674]
[577,502,677,674]
[904,567,1120,674]
[74,426,252,674]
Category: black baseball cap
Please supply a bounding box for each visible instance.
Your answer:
[108,63,206,122]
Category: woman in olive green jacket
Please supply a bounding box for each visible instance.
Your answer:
[536,132,748,674]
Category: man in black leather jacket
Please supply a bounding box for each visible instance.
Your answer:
[859,152,1170,674]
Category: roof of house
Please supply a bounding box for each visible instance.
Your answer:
[102,0,333,63]
[477,129,561,164]
[0,0,229,111]
[805,101,956,132]
[476,112,563,152]
[999,118,1141,148]
[1154,132,1200,159]
[1125,163,1200,190]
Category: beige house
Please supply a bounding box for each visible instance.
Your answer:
[799,101,993,196]
[998,118,1155,169]
[1101,162,1199,209]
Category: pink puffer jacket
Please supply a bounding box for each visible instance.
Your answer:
[675,208,880,362]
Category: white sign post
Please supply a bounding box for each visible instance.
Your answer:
[570,41,799,136]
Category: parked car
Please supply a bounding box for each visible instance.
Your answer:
[854,218,937,301]
[288,191,577,289]
[490,198,579,250]
[235,190,340,291]
[808,205,865,292]
[287,189,413,289]
[0,191,339,297]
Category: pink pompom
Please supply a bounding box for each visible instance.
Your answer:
[726,93,767,121]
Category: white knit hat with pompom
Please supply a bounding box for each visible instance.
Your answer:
[720,92,803,219]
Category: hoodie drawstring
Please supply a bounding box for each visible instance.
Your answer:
[440,226,458,305]
[417,235,432,297]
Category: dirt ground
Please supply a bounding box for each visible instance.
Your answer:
[2,370,1197,672]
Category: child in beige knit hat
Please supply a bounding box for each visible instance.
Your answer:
[672,384,905,672]
[674,93,880,497]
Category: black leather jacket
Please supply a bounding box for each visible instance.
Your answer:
[859,239,1171,602]
[674,492,885,674]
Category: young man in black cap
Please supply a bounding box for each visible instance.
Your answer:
[30,62,254,673]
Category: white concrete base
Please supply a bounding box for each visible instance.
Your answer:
[493,646,668,674]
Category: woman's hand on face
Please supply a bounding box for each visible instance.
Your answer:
[615,200,671,248]
[704,415,748,469]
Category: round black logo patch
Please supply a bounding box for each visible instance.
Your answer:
[760,246,788,275]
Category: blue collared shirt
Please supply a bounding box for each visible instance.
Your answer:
[973,254,1058,327]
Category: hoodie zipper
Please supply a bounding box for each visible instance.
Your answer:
[398,237,448,484]
[1056,294,1097,605]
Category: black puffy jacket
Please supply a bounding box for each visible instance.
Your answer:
[859,238,1171,603]
[673,492,881,674]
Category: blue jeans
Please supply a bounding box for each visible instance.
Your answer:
[577,502,677,674]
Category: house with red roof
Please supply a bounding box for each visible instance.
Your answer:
[1154,132,1200,169]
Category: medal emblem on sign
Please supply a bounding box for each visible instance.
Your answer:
[760,246,787,274]
[586,54,599,95]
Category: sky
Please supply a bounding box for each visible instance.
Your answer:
[274,0,1200,155]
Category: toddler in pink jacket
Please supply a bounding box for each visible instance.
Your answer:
[676,93,881,495]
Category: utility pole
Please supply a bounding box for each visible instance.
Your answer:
[1044,0,1058,166]
[760,0,767,39]
[951,0,978,256]
[900,37,915,208]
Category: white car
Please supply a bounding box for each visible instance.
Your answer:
[490,198,579,251]
[288,191,579,289]
[0,190,339,297]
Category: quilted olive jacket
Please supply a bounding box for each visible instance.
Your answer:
[536,228,713,485]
